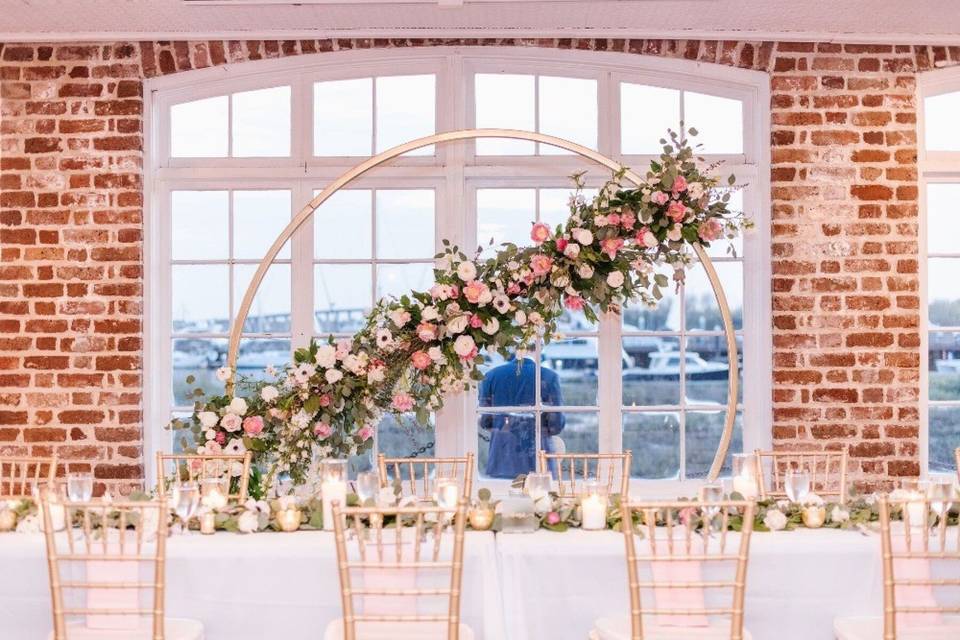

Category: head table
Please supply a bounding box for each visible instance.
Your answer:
[0,526,886,640]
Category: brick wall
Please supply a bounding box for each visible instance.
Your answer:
[1,38,958,493]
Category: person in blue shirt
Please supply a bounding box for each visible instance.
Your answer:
[478,354,565,478]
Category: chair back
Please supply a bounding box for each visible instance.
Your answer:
[537,450,631,497]
[155,451,251,502]
[621,500,755,640]
[0,454,58,500]
[878,495,960,639]
[377,453,474,501]
[331,499,469,640]
[41,496,169,640]
[754,448,848,503]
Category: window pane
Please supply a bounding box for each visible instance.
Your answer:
[622,265,680,332]
[542,338,598,406]
[172,264,229,333]
[233,190,291,260]
[377,263,433,301]
[171,95,228,158]
[927,183,960,254]
[376,190,434,259]
[623,411,680,479]
[538,76,597,154]
[930,331,960,401]
[687,334,743,405]
[377,413,435,460]
[232,86,291,157]
[376,75,435,156]
[477,188,536,257]
[925,91,960,151]
[314,78,372,156]
[233,263,291,333]
[539,188,598,230]
[172,338,226,402]
[622,336,681,406]
[171,191,228,261]
[237,337,291,376]
[478,353,535,408]
[554,411,598,455]
[929,258,960,326]
[929,406,960,472]
[475,74,535,155]
[314,189,372,260]
[620,83,679,154]
[314,264,371,334]
[685,261,743,331]
[683,91,743,154]
[684,409,743,480]
[478,411,536,478]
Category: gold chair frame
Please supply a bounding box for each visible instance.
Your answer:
[332,498,469,640]
[754,448,848,503]
[878,496,960,639]
[0,453,58,500]
[155,451,252,502]
[377,453,474,501]
[41,497,170,640]
[621,500,756,640]
[537,450,632,497]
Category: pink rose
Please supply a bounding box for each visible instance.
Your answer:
[416,322,438,342]
[318,394,332,408]
[314,422,332,439]
[449,285,459,299]
[600,237,624,259]
[463,281,488,305]
[469,314,483,329]
[651,191,669,205]
[672,175,688,195]
[242,415,264,436]
[335,339,351,360]
[545,511,561,525]
[555,237,568,253]
[636,227,659,249]
[357,425,374,442]
[620,211,636,229]
[411,350,432,370]
[391,393,414,412]
[214,431,227,445]
[607,213,621,227]
[530,254,553,276]
[530,222,551,245]
[697,218,723,242]
[507,282,522,295]
[220,413,242,432]
[564,295,585,311]
[429,284,449,300]
[667,200,687,223]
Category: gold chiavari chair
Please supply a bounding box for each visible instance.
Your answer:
[834,496,960,639]
[377,453,474,502]
[590,500,756,640]
[754,448,848,503]
[155,451,251,503]
[41,495,204,640]
[536,450,632,497]
[0,453,58,500]
[325,498,473,640]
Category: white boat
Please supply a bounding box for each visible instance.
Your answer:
[623,351,729,381]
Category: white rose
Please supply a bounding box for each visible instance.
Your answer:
[220,413,242,432]
[366,366,386,384]
[606,271,625,288]
[427,346,444,362]
[456,261,477,282]
[802,493,824,506]
[198,411,219,428]
[446,314,470,335]
[204,429,216,440]
[578,263,594,279]
[453,335,477,358]
[642,231,658,248]
[389,308,411,327]
[477,288,493,305]
[688,182,704,199]
[515,310,527,326]
[421,306,439,321]
[237,510,259,534]
[228,397,248,416]
[573,228,593,245]
[830,505,850,523]
[260,385,279,403]
[482,317,500,335]
[215,367,233,382]
[667,224,682,242]
[763,509,787,531]
[529,311,543,326]
[325,368,344,384]
[342,353,366,375]
[564,243,581,259]
[315,344,337,368]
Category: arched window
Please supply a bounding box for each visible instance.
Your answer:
[919,66,960,473]
[144,47,770,490]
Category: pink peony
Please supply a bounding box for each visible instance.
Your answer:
[651,191,669,205]
[672,175,688,195]
[357,425,374,442]
[545,511,561,525]
[697,218,723,242]
[391,393,414,412]
[469,314,483,329]
[564,295,585,311]
[555,237,568,253]
[411,350,432,370]
[530,254,553,276]
[530,222,551,245]
[242,415,264,436]
[667,200,687,223]
[314,422,332,439]
[463,281,489,305]
[416,322,438,342]
[600,237,624,259]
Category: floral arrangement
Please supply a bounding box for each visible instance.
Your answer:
[170,128,750,486]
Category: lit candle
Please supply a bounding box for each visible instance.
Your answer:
[321,459,348,532]
[731,453,759,500]
[580,480,608,531]
[201,479,229,511]
[200,511,216,535]
[43,498,67,532]
[905,491,927,528]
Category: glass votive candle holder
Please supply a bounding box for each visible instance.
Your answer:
[434,479,460,510]
[199,510,216,535]
[731,453,760,500]
[580,479,608,531]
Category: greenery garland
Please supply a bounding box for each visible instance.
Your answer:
[169,128,750,486]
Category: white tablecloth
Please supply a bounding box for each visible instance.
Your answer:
[0,531,505,640]
[496,528,884,640]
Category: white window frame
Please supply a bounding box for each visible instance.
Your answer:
[918,65,960,477]
[144,46,771,494]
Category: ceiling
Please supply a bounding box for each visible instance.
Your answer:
[2,0,960,44]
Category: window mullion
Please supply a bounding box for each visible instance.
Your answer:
[290,180,314,354]
[598,311,622,456]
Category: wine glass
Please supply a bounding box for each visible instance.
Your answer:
[926,479,954,520]
[172,482,200,535]
[66,472,93,503]
[355,471,380,505]
[785,469,810,504]
[524,473,552,501]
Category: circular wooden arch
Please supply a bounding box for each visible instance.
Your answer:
[227,129,738,481]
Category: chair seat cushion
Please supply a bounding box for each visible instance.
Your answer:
[323,618,475,640]
[592,616,752,640]
[49,617,204,640]
[834,615,960,640]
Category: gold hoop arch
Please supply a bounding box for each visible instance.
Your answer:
[227,129,738,481]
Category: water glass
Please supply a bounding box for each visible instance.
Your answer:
[926,479,955,518]
[524,473,552,502]
[434,479,460,510]
[173,482,200,535]
[785,469,810,504]
[355,471,380,505]
[66,472,93,503]
[699,482,724,522]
